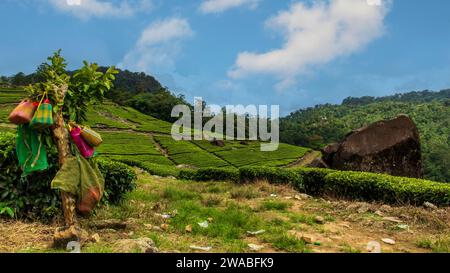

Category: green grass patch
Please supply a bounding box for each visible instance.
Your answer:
[289,213,317,225]
[262,233,309,253]
[416,237,450,253]
[260,200,291,211]
[230,186,261,199]
[162,187,201,201]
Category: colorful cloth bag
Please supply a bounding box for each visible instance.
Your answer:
[51,156,105,215]
[30,96,53,130]
[81,127,103,147]
[70,126,94,158]
[8,100,37,125]
[16,124,49,176]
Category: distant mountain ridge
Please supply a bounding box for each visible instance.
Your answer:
[342,89,450,106]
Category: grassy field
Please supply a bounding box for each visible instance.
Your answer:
[1,170,449,253]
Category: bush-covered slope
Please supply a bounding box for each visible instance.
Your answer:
[0,88,310,170]
[280,90,450,182]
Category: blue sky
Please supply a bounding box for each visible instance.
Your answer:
[1,0,450,115]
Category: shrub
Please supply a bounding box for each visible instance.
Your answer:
[117,159,180,177]
[0,132,136,220]
[0,132,60,220]
[97,159,137,204]
[178,169,197,180]
[239,166,302,186]
[177,168,239,182]
[193,168,239,182]
[293,168,337,195]
[324,171,450,206]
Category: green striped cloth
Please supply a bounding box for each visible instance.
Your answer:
[30,103,53,129]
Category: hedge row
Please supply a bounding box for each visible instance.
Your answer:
[179,167,240,182]
[324,172,450,207]
[176,166,450,207]
[115,158,180,177]
[239,167,302,185]
[0,132,137,220]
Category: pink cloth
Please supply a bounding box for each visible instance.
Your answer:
[70,126,94,158]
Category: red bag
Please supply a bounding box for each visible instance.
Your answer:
[8,100,36,124]
[77,187,102,215]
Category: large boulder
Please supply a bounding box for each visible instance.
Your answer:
[322,115,423,178]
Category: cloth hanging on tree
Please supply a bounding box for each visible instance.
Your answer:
[30,93,54,130]
[80,126,103,147]
[16,124,49,176]
[8,100,37,125]
[70,126,95,158]
[51,155,105,215]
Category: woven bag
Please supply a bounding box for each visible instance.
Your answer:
[8,100,36,125]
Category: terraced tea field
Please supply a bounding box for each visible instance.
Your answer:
[0,87,311,169]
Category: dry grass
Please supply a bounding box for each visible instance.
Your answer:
[0,172,449,253]
[0,220,56,253]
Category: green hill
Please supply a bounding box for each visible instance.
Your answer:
[280,90,450,182]
[0,88,310,172]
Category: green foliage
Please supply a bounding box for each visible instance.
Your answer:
[178,169,198,181]
[178,167,239,182]
[260,200,291,211]
[215,143,310,168]
[280,90,450,182]
[239,166,302,185]
[416,236,450,253]
[323,171,450,206]
[97,159,137,204]
[124,89,190,123]
[181,164,450,206]
[292,168,337,195]
[25,50,118,124]
[96,131,175,166]
[0,132,136,219]
[154,135,230,168]
[118,159,180,177]
[85,103,173,134]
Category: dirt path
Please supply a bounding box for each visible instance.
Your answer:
[286,151,322,168]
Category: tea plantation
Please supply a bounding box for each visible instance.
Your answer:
[0,88,311,169]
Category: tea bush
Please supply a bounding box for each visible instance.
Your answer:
[324,171,450,206]
[239,166,302,186]
[292,168,337,195]
[178,167,239,182]
[181,164,450,207]
[0,132,136,219]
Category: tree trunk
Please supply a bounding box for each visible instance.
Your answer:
[51,84,77,227]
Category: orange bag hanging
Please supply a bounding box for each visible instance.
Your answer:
[8,100,37,125]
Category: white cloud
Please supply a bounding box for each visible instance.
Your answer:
[200,0,260,14]
[229,0,391,90]
[119,18,194,74]
[47,0,153,19]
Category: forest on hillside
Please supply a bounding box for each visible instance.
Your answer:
[280,90,450,183]
[0,68,189,123]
